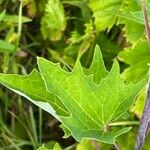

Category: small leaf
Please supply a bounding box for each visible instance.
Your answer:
[63,1,91,22]
[118,1,145,43]
[131,87,147,119]
[88,0,122,31]
[119,17,144,43]
[76,140,95,150]
[3,14,32,24]
[0,10,6,22]
[38,143,62,150]
[0,40,15,53]
[41,0,66,41]
[118,39,150,82]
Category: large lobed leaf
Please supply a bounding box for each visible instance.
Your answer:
[37,46,145,144]
[0,46,145,144]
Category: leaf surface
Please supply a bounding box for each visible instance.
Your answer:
[41,0,66,41]
[37,46,145,144]
[3,14,32,23]
[118,39,150,82]
[38,143,62,150]
[118,1,145,43]
[0,69,68,120]
[89,0,145,43]
[83,45,108,84]
[88,0,122,30]
[0,40,15,53]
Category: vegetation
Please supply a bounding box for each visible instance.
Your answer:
[0,0,150,149]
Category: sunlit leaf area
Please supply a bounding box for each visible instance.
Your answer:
[0,0,150,150]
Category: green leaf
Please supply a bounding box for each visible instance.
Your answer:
[118,39,150,82]
[0,69,69,120]
[0,10,6,22]
[83,45,108,84]
[118,1,145,43]
[37,46,145,144]
[41,0,66,41]
[38,143,62,150]
[53,143,62,150]
[62,1,91,22]
[0,45,146,144]
[88,0,122,30]
[60,124,71,138]
[89,0,145,42]
[131,87,147,119]
[121,20,144,43]
[95,33,122,68]
[76,140,95,150]
[3,14,32,24]
[0,40,15,53]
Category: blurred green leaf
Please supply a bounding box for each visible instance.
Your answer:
[63,0,91,22]
[118,39,150,82]
[41,0,66,41]
[131,87,147,119]
[118,1,145,43]
[38,143,62,150]
[88,0,122,30]
[3,14,32,24]
[76,140,95,150]
[0,40,15,53]
[0,10,6,22]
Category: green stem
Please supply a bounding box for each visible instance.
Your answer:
[109,121,139,127]
[135,1,150,150]
[8,0,23,72]
[29,107,38,147]
[142,0,150,47]
[14,0,23,52]
[64,144,77,150]
[39,108,42,146]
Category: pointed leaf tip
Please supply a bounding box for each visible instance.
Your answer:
[84,45,108,84]
[72,58,84,75]
[95,44,101,51]
[94,45,103,60]
[110,59,120,74]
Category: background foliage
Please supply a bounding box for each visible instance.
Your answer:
[0,0,150,149]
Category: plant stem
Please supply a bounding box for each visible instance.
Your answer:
[142,0,150,46]
[105,126,121,150]
[114,142,121,150]
[14,0,23,52]
[92,140,100,150]
[39,108,42,145]
[135,84,150,150]
[109,121,139,127]
[64,144,76,150]
[29,106,38,147]
[8,0,23,72]
[135,1,150,150]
